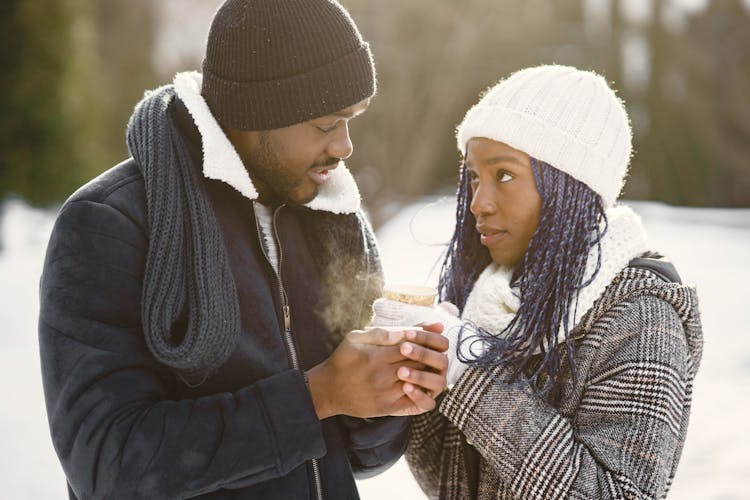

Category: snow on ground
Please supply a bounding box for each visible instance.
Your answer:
[1,197,748,499]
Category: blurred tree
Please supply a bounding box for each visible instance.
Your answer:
[624,0,706,204]
[346,0,597,224]
[345,0,750,222]
[623,0,750,206]
[0,0,84,205]
[0,0,156,206]
[93,0,159,163]
[684,0,750,205]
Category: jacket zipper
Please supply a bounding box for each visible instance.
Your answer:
[254,203,324,500]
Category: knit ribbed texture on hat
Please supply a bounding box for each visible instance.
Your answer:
[456,65,632,207]
[202,0,376,131]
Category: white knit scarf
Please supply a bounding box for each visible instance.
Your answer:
[461,205,648,354]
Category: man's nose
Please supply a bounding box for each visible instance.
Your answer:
[327,122,353,160]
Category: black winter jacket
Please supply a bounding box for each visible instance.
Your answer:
[38,98,409,499]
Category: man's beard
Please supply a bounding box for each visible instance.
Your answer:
[243,132,301,205]
[246,132,339,205]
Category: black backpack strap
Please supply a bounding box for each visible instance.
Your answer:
[628,251,682,284]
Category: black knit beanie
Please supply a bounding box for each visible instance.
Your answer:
[201,0,376,131]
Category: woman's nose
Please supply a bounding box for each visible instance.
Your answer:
[470,183,496,216]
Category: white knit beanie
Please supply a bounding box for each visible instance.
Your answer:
[456,65,632,207]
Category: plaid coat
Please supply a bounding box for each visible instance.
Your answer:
[406,266,703,499]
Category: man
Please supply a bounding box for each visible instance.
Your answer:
[38,1,448,498]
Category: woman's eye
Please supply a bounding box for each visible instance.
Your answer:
[497,171,513,183]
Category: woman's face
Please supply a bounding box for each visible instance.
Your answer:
[465,137,542,268]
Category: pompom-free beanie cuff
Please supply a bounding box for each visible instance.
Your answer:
[457,105,625,207]
[202,43,375,131]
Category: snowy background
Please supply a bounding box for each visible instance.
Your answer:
[1,197,749,499]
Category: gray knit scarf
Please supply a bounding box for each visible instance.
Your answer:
[126,84,240,386]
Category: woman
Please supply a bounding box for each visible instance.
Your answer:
[373,65,703,499]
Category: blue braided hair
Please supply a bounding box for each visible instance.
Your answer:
[438,157,608,393]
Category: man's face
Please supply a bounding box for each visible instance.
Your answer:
[225,99,370,206]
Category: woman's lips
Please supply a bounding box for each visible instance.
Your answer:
[477,226,508,246]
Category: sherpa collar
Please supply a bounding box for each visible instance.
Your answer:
[173,71,361,214]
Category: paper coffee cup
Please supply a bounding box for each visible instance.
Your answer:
[382,284,437,306]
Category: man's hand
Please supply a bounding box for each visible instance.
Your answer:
[355,323,450,414]
[306,324,448,419]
